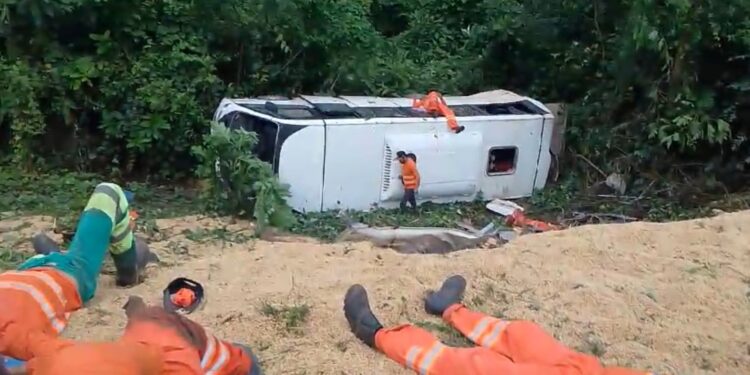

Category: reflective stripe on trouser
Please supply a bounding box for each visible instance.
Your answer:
[83,183,133,254]
[374,325,446,374]
[442,305,650,375]
[0,269,82,360]
[121,321,203,375]
[444,304,580,365]
[0,270,80,334]
[201,334,253,375]
[373,324,645,375]
[374,324,564,375]
[201,334,230,375]
[458,311,509,351]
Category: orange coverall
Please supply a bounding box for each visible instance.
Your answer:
[412,91,463,133]
[375,304,653,375]
[401,158,420,190]
[24,335,165,375]
[122,297,256,375]
[0,268,82,361]
[0,182,141,362]
[10,297,256,375]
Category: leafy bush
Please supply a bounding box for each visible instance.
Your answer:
[192,122,296,232]
[0,59,45,169]
[0,0,748,184]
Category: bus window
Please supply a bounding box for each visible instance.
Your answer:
[487,147,517,175]
[226,112,279,165]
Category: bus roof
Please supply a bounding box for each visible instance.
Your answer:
[224,90,549,121]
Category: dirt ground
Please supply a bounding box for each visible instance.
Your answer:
[1,211,749,375]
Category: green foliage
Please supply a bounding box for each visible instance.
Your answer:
[0,0,747,183]
[558,0,750,171]
[0,59,45,168]
[182,227,252,244]
[0,167,98,216]
[0,247,26,271]
[259,301,311,333]
[0,0,223,176]
[0,167,199,226]
[192,122,296,232]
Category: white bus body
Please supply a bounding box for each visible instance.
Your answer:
[213,90,555,213]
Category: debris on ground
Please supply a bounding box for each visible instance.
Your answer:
[336,198,564,254]
[486,199,525,216]
[605,173,628,195]
[336,222,501,254]
[486,199,560,233]
[561,211,639,226]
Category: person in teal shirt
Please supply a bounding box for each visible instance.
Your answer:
[19,182,153,302]
[0,182,156,365]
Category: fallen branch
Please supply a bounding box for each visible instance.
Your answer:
[562,211,639,225]
[575,154,607,178]
[595,194,640,200]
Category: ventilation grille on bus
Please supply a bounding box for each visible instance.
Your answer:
[382,145,392,192]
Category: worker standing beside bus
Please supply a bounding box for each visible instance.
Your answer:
[396,151,420,212]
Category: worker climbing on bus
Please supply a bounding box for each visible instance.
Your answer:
[0,182,155,362]
[412,91,465,134]
[343,275,655,375]
[2,295,263,375]
[396,151,420,212]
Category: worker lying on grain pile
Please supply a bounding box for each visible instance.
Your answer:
[121,296,263,375]
[0,182,153,361]
[344,275,654,375]
[412,91,465,134]
[2,335,165,375]
[396,151,420,212]
[0,296,263,375]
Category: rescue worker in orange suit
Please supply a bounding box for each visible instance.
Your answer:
[344,275,655,375]
[412,91,465,134]
[121,296,262,375]
[3,334,165,375]
[0,296,263,375]
[396,150,420,212]
[0,182,152,362]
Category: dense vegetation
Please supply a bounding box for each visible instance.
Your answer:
[1,0,748,188]
[193,123,296,230]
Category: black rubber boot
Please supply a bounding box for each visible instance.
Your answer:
[32,232,61,255]
[424,275,467,316]
[344,284,383,348]
[114,266,138,286]
[455,126,466,134]
[115,237,158,287]
[135,236,159,268]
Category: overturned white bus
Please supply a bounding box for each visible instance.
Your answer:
[212,90,555,213]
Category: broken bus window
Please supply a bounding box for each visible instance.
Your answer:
[487,147,517,175]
